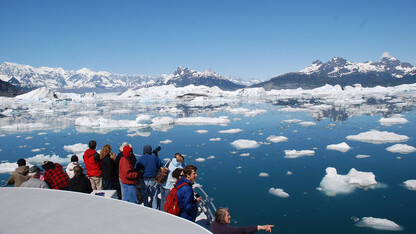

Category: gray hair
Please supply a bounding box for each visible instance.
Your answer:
[214,208,229,223]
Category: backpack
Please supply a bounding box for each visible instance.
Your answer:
[164,182,190,215]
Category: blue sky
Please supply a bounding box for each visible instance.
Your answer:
[1,0,415,80]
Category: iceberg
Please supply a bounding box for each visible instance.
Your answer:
[231,139,260,150]
[218,128,243,134]
[355,217,403,231]
[403,179,416,191]
[385,144,416,154]
[326,142,351,152]
[356,155,371,159]
[379,116,408,126]
[266,135,288,143]
[346,130,409,144]
[63,143,88,156]
[259,172,269,177]
[195,158,205,162]
[195,130,208,134]
[284,150,315,159]
[268,188,289,198]
[318,167,377,196]
[160,139,172,144]
[209,138,221,141]
[298,121,316,127]
[175,116,230,126]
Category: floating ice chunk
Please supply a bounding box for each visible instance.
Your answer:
[279,107,308,112]
[244,109,267,117]
[326,142,351,152]
[346,130,409,144]
[160,139,172,144]
[318,167,377,196]
[151,117,174,125]
[379,116,408,126]
[0,123,50,132]
[286,171,293,176]
[63,143,88,156]
[175,116,230,126]
[231,139,260,150]
[37,132,47,135]
[267,135,288,143]
[239,153,250,157]
[403,180,416,190]
[0,162,18,173]
[218,128,243,134]
[281,119,302,123]
[195,158,205,162]
[284,150,315,159]
[207,156,215,160]
[356,155,371,159]
[75,117,148,129]
[236,166,242,169]
[355,217,403,231]
[31,149,41,152]
[386,144,416,154]
[26,154,71,165]
[298,121,316,127]
[269,188,289,198]
[209,138,221,141]
[25,136,33,140]
[195,130,208,134]
[227,107,250,114]
[259,172,269,177]
[136,115,152,124]
[16,86,58,100]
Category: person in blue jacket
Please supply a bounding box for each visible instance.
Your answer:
[176,164,202,222]
[136,144,163,209]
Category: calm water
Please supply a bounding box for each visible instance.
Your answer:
[1,99,415,233]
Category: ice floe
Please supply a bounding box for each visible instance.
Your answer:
[175,116,230,126]
[318,167,377,196]
[281,119,302,123]
[239,153,250,157]
[231,139,260,150]
[209,138,221,141]
[259,172,269,177]
[63,143,88,156]
[346,130,409,144]
[266,135,288,143]
[268,188,290,198]
[160,139,172,144]
[385,144,416,154]
[218,128,243,134]
[195,130,208,134]
[207,156,215,160]
[286,171,293,176]
[356,155,371,159]
[403,179,416,191]
[326,142,351,152]
[195,158,206,162]
[379,116,408,126]
[284,150,315,159]
[355,217,403,231]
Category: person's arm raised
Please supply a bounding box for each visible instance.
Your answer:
[257,225,274,232]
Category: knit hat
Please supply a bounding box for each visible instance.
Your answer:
[17,158,26,167]
[143,144,152,155]
[119,142,131,152]
[123,146,132,157]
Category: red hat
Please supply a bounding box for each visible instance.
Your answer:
[123,146,132,157]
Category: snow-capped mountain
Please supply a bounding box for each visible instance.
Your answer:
[299,56,416,78]
[155,66,245,90]
[0,62,250,91]
[254,56,416,90]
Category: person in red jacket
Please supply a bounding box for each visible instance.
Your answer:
[83,140,102,190]
[119,145,138,203]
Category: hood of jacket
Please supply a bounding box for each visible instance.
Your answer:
[123,146,133,158]
[15,165,29,175]
[143,144,152,155]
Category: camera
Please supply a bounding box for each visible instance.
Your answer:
[153,146,161,157]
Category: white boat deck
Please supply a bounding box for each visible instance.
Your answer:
[0,188,212,234]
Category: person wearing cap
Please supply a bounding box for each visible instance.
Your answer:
[42,160,69,190]
[83,140,102,190]
[65,155,80,179]
[20,166,50,189]
[5,158,30,187]
[136,144,164,209]
[160,152,186,210]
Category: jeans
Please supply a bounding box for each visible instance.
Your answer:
[120,181,138,204]
[160,187,170,211]
[140,178,160,209]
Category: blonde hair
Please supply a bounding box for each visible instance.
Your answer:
[99,144,112,160]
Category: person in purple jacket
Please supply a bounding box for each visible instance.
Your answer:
[210,208,274,234]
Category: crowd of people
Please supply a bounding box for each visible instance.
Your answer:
[4,140,274,233]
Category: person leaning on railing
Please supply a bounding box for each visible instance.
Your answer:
[210,208,274,234]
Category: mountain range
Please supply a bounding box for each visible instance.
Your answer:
[0,55,415,96]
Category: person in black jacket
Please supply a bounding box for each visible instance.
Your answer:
[210,208,274,234]
[100,144,117,190]
[69,166,93,194]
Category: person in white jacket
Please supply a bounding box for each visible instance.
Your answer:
[66,155,80,179]
[160,153,185,210]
